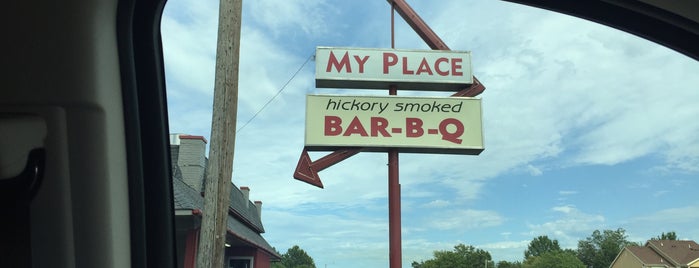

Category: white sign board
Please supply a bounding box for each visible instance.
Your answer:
[305,95,484,154]
[315,47,473,91]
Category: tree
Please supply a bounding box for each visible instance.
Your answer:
[497,260,523,268]
[271,262,286,268]
[412,244,492,268]
[524,236,562,260]
[279,245,316,268]
[577,228,637,268]
[524,250,585,268]
[652,231,678,240]
[271,247,286,268]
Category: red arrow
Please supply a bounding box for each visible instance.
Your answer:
[293,147,362,188]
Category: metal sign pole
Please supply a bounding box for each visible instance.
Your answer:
[388,86,401,268]
[388,3,402,267]
[296,3,486,268]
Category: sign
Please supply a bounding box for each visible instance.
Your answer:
[305,95,484,154]
[315,47,473,91]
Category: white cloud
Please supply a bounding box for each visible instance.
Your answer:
[652,190,669,197]
[528,206,605,248]
[622,205,699,244]
[632,205,699,224]
[162,0,218,96]
[481,240,530,250]
[263,209,390,267]
[403,239,461,265]
[423,199,450,208]
[435,0,699,176]
[552,205,575,214]
[428,209,504,231]
[527,165,543,176]
[480,240,532,262]
[247,0,336,37]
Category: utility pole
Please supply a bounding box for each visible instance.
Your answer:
[196,0,243,267]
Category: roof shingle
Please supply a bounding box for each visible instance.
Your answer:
[647,240,699,266]
[172,171,279,259]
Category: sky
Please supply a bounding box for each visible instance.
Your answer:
[161,0,699,267]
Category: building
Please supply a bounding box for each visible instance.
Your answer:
[610,240,699,268]
[170,134,281,268]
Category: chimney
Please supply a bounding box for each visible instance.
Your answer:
[175,134,208,191]
[240,186,250,207]
[254,201,263,219]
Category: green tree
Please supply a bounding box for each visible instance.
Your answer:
[412,244,492,268]
[271,247,286,268]
[524,236,561,260]
[279,245,316,268]
[652,231,678,240]
[496,260,523,268]
[524,250,585,268]
[271,262,286,268]
[577,228,636,268]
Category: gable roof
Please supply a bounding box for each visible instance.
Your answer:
[172,174,279,259]
[647,240,699,266]
[625,245,670,266]
[228,184,265,233]
[171,143,264,232]
[172,174,204,211]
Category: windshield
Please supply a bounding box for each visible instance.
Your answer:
[161,1,699,267]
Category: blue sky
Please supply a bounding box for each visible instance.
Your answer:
[161,0,699,267]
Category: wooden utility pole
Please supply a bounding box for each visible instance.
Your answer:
[196,0,243,267]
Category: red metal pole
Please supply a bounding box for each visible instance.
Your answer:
[391,1,395,49]
[389,4,401,268]
[388,86,401,268]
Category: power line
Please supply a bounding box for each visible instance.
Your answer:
[236,53,313,133]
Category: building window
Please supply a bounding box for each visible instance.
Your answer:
[229,257,253,268]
